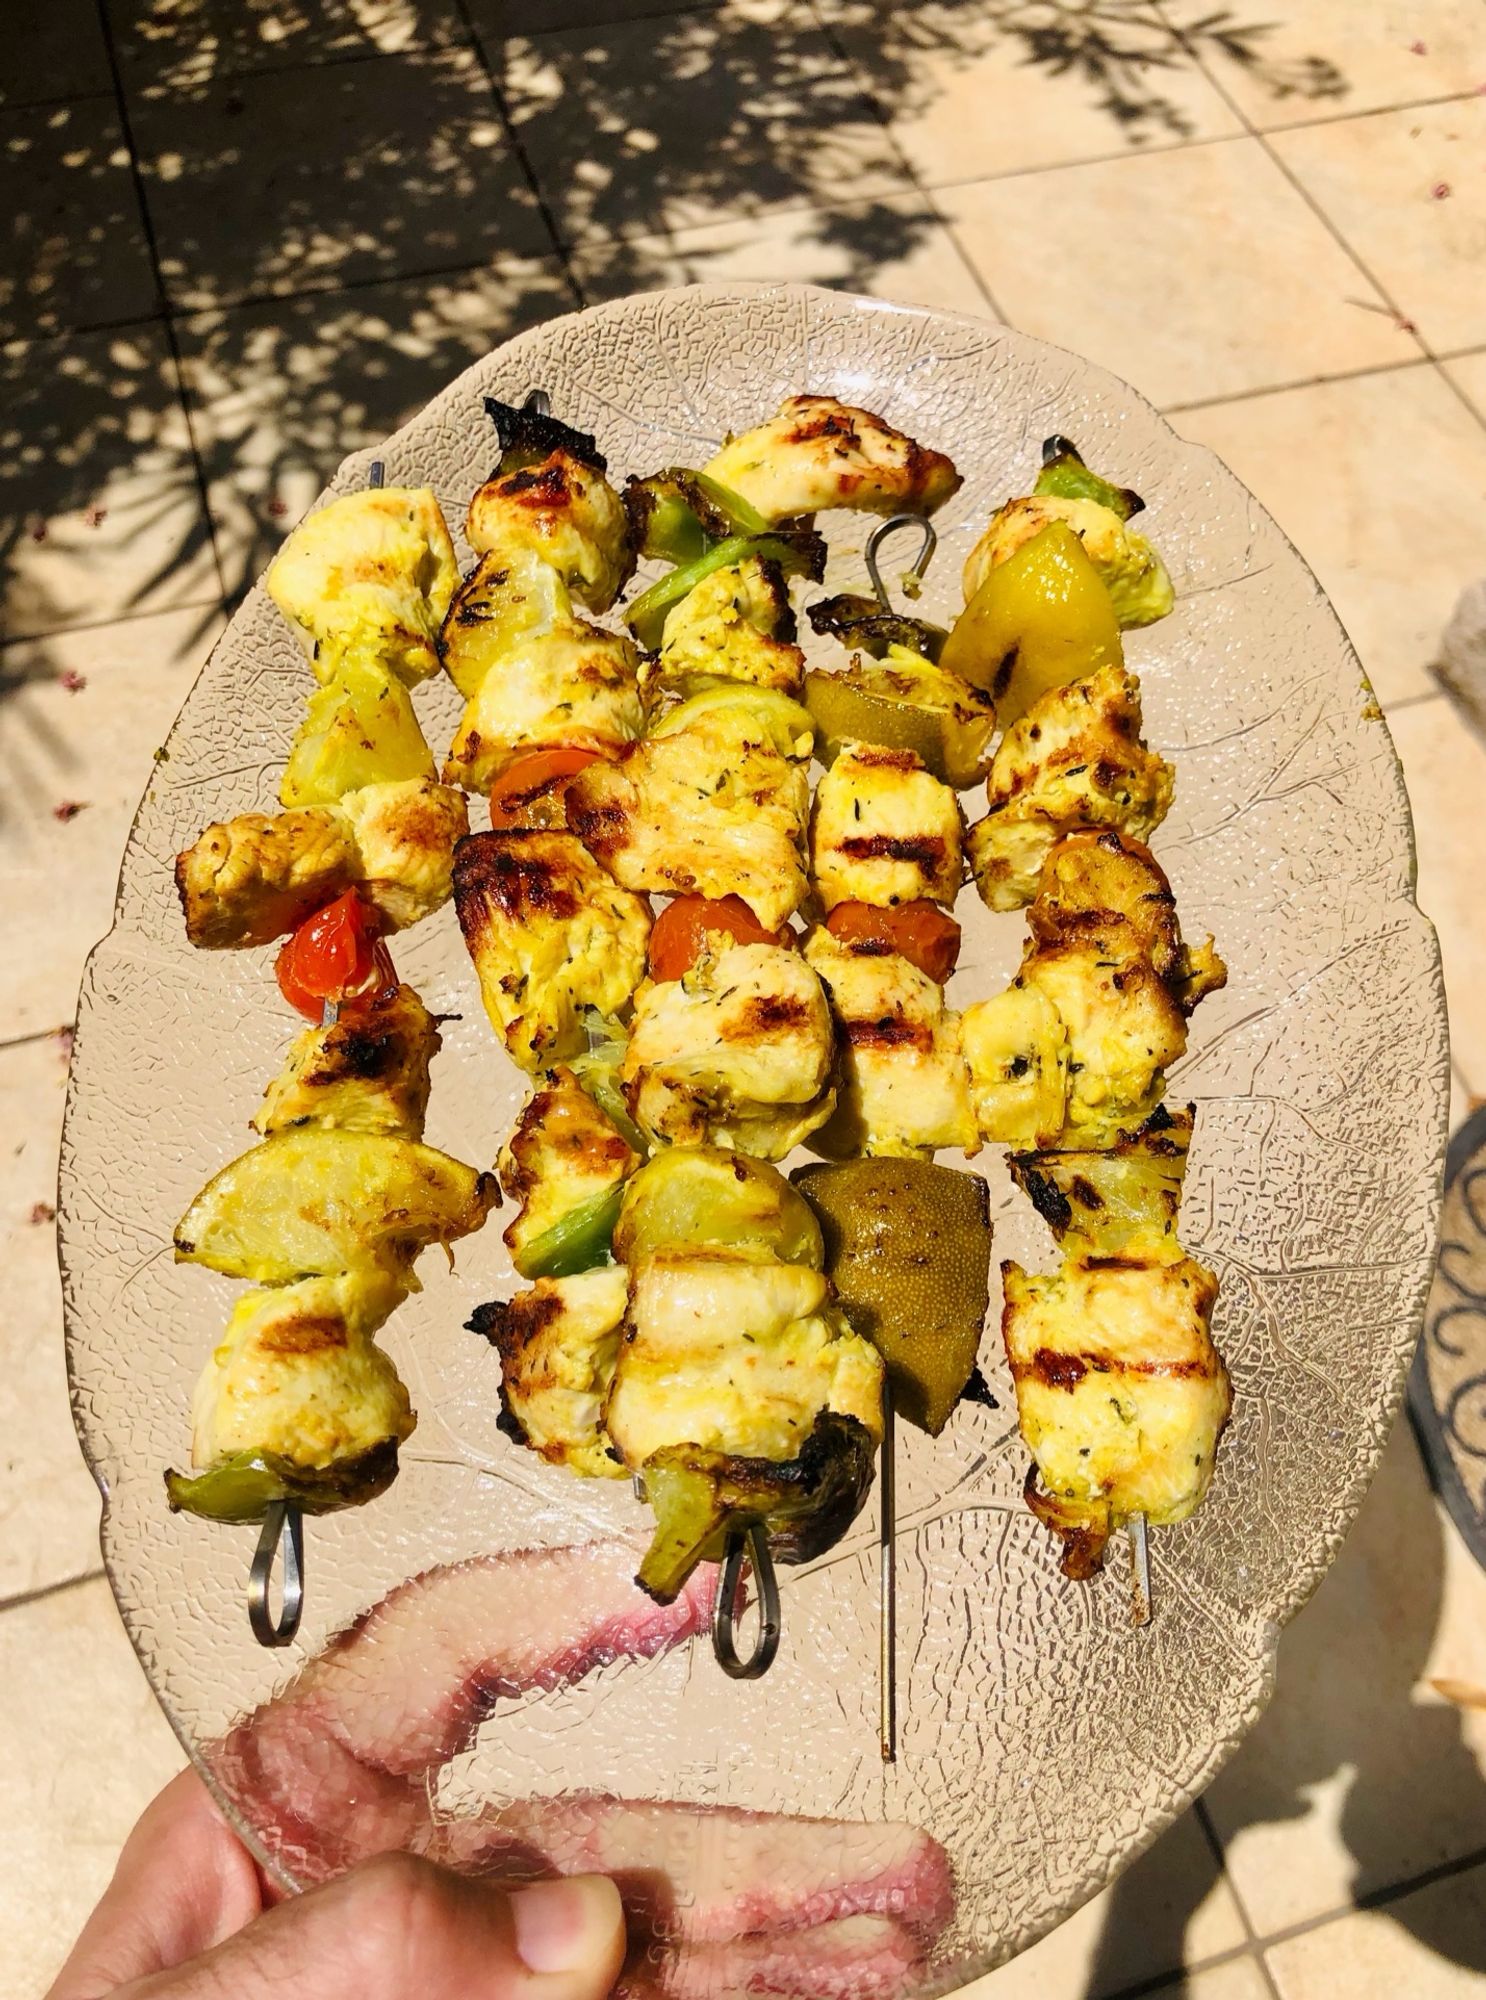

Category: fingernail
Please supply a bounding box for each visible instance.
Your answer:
[510,1874,623,1976]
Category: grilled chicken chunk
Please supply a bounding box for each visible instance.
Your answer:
[704,396,961,523]
[267,487,459,685]
[466,452,633,613]
[622,940,836,1159]
[604,1252,884,1470]
[804,930,977,1159]
[1030,831,1226,1012]
[452,830,651,1072]
[1010,1105,1193,1266]
[811,742,963,912]
[190,1269,414,1472]
[960,981,1070,1153]
[499,1066,639,1271]
[176,778,469,949]
[471,1264,630,1480]
[646,558,806,702]
[443,621,644,793]
[254,983,439,1140]
[968,664,1175,911]
[438,547,574,702]
[565,696,813,933]
[1003,1255,1229,1575]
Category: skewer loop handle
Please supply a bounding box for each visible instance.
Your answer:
[248,1501,304,1648]
[712,1525,782,1680]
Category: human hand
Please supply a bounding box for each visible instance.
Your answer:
[47,1768,626,2000]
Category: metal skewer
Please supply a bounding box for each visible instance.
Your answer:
[879,1385,897,1761]
[1128,1513,1152,1627]
[864,513,937,612]
[713,1527,782,1680]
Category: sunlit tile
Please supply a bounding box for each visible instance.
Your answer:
[0,606,223,1039]
[0,99,158,339]
[1442,349,1486,421]
[939,138,1421,408]
[0,1577,182,1997]
[1266,1864,1486,1998]
[110,0,466,92]
[496,4,915,246]
[131,47,550,312]
[1165,0,1486,132]
[174,258,573,602]
[572,195,995,319]
[1172,363,1486,707]
[1273,100,1486,358]
[1206,1418,1486,1933]
[821,0,1242,185]
[1,324,220,639]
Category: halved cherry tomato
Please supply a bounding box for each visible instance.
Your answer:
[648,894,789,982]
[488,747,604,831]
[275,890,396,1020]
[825,900,962,984]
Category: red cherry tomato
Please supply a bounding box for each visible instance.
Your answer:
[825,900,962,984]
[275,890,396,1020]
[648,894,788,982]
[488,747,604,831]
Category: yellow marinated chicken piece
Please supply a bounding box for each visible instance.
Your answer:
[253,984,439,1140]
[604,1252,884,1470]
[964,493,1173,629]
[267,487,459,685]
[961,980,1071,1150]
[804,930,977,1159]
[1022,933,1187,1149]
[499,1066,639,1270]
[438,547,575,702]
[1010,1104,1194,1266]
[1031,831,1227,1013]
[471,1264,631,1480]
[443,621,644,793]
[565,694,813,933]
[1003,1255,1229,1573]
[810,742,963,911]
[646,558,806,702]
[704,396,961,523]
[621,940,835,1159]
[176,777,469,949]
[189,1270,414,1472]
[466,451,633,613]
[968,665,1175,912]
[452,830,651,1072]
[279,654,436,809]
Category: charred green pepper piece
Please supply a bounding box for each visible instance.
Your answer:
[636,1411,876,1603]
[792,1159,992,1436]
[805,593,947,663]
[164,1440,401,1524]
[570,1017,649,1157]
[804,645,996,789]
[615,1146,823,1269]
[485,395,606,474]
[1034,434,1144,521]
[626,529,827,652]
[513,1182,625,1281]
[623,468,770,563]
[1010,1103,1193,1264]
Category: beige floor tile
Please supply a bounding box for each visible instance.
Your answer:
[1172,362,1486,707]
[1273,99,1486,358]
[0,605,222,1040]
[1454,1066,1479,1133]
[496,3,915,246]
[1443,349,1486,419]
[1165,0,1486,132]
[110,0,466,93]
[819,0,1241,186]
[174,257,573,604]
[0,1576,183,1997]
[1177,1959,1274,2000]
[131,47,549,312]
[958,1805,1245,1998]
[573,194,994,319]
[0,1035,102,1605]
[1204,1418,1486,1935]
[2,323,219,640]
[1389,696,1486,1095]
[1266,1863,1486,1998]
[1,98,159,340]
[1,0,114,106]
[938,138,1421,408]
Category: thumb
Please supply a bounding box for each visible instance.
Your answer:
[117,1851,627,2000]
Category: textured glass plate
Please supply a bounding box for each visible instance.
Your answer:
[60,285,1449,1989]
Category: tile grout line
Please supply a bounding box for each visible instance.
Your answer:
[90,0,229,609]
[1159,350,1439,416]
[1,595,227,654]
[0,1568,105,1618]
[1105,1939,1271,2000]
[0,1022,75,1056]
[1243,1838,1486,1960]
[1191,1797,1285,1999]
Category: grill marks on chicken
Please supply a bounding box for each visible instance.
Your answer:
[467,450,635,614]
[704,396,962,524]
[811,743,964,913]
[253,982,438,1139]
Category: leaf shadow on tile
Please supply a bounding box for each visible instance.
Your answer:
[1081,1419,1486,1993]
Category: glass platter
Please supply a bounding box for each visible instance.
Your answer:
[59,284,1450,1993]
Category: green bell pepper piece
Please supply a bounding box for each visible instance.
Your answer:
[1034,434,1144,521]
[626,529,825,652]
[164,1440,401,1524]
[513,1181,625,1280]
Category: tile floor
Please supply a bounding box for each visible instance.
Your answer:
[4,0,1486,1992]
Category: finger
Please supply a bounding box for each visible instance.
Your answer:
[47,1770,264,2000]
[114,1853,626,2000]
